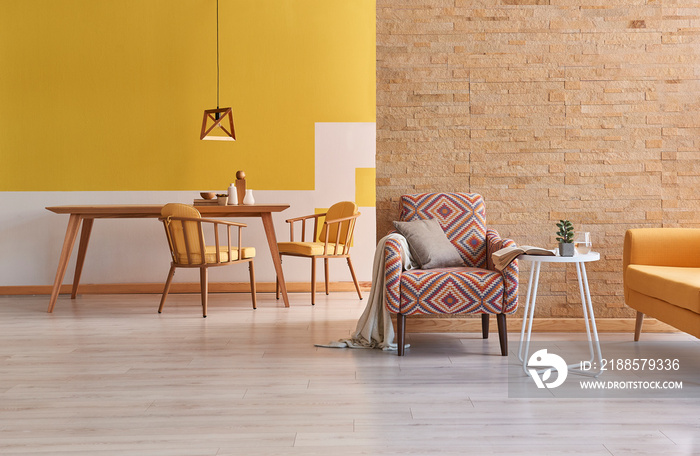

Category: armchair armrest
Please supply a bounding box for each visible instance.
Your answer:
[199,218,248,228]
[161,215,247,228]
[200,218,247,259]
[384,237,405,314]
[285,213,326,242]
[486,229,519,314]
[624,228,700,270]
[486,229,515,271]
[323,213,359,225]
[285,213,325,224]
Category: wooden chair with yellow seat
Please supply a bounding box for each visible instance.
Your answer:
[276,201,363,305]
[158,203,257,317]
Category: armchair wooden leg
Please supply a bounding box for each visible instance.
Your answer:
[158,264,176,314]
[634,311,644,341]
[481,314,489,339]
[397,313,406,356]
[311,258,316,305]
[324,258,330,295]
[249,260,257,310]
[347,257,363,300]
[496,314,507,356]
[275,256,281,300]
[200,268,208,318]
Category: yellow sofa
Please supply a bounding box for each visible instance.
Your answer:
[623,228,700,340]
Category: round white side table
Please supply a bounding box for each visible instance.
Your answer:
[517,252,603,377]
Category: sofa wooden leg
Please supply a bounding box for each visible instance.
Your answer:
[496,314,507,356]
[397,313,406,356]
[634,311,644,342]
[481,314,489,339]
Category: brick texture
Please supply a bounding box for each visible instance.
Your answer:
[377,0,700,318]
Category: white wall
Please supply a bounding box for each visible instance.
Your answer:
[0,123,376,287]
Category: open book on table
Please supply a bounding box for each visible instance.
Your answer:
[492,245,555,271]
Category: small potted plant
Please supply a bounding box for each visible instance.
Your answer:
[556,219,575,257]
[216,193,228,206]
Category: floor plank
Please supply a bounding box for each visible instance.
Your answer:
[0,293,699,455]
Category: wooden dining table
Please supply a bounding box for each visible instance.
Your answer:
[45,203,291,312]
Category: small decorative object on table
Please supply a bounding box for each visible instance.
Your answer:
[556,219,575,257]
[200,192,216,200]
[216,193,228,206]
[227,183,237,205]
[243,189,255,205]
[235,170,246,205]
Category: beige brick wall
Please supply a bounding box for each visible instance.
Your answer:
[377,0,700,318]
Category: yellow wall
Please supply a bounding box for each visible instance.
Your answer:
[0,0,375,191]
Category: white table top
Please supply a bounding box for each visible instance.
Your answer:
[518,251,600,263]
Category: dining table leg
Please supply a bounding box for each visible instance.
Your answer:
[71,218,94,299]
[48,214,82,313]
[261,212,290,307]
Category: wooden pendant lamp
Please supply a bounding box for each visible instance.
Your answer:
[200,0,236,141]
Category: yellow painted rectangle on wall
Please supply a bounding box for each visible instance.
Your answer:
[355,168,376,207]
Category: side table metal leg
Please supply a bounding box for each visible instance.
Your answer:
[569,261,604,377]
[518,264,536,362]
[520,262,541,375]
[575,262,595,363]
[581,262,603,376]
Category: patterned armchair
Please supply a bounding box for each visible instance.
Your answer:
[384,193,519,356]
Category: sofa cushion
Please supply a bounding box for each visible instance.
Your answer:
[625,265,700,314]
[277,241,345,256]
[175,246,255,264]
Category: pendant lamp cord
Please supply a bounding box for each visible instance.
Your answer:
[216,0,220,110]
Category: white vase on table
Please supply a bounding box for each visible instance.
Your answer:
[243,189,255,205]
[227,183,237,205]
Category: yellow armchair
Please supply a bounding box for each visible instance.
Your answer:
[159,203,256,317]
[624,228,700,340]
[276,201,362,305]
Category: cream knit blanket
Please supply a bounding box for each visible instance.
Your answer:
[317,233,415,351]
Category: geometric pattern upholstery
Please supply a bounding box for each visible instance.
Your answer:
[399,267,505,315]
[384,193,519,317]
[487,229,519,314]
[398,193,487,268]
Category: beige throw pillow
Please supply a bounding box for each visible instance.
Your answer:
[393,219,465,269]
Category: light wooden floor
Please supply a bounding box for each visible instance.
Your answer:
[1,292,699,455]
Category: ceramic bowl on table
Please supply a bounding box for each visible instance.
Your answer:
[200,192,216,200]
